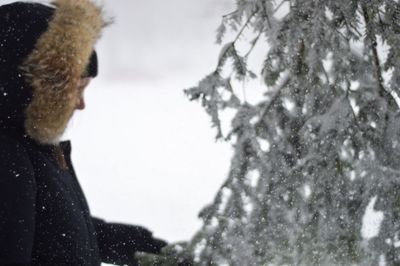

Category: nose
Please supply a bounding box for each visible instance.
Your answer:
[75,78,92,110]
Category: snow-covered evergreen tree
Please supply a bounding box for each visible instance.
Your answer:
[185,0,400,265]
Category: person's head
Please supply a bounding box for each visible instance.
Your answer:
[0,0,107,144]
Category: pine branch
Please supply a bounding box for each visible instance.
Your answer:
[195,137,251,224]
[222,10,239,18]
[260,1,272,29]
[338,5,363,39]
[217,1,285,72]
[255,73,291,127]
[345,82,360,130]
[244,26,264,59]
[233,10,258,43]
[346,21,363,39]
[273,0,288,15]
[361,4,397,108]
[214,10,257,75]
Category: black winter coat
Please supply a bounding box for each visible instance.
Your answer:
[0,2,166,265]
[0,128,164,266]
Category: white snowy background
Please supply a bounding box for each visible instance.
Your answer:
[63,0,234,244]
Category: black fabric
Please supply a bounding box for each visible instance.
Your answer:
[0,2,54,74]
[0,130,100,266]
[0,2,98,79]
[0,129,167,265]
[0,2,54,129]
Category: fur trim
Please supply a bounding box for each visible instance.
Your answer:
[21,0,107,144]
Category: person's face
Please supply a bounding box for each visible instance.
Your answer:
[75,77,92,110]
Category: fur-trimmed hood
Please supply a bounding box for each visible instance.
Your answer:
[0,0,107,144]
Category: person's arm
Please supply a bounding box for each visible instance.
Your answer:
[0,135,36,265]
[92,217,167,265]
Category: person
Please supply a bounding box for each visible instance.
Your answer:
[0,0,168,265]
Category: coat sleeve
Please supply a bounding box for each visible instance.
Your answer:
[0,135,36,265]
[91,217,167,265]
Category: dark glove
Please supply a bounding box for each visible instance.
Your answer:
[92,218,168,265]
[127,225,167,254]
[122,230,168,266]
[127,234,168,266]
[141,236,168,254]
